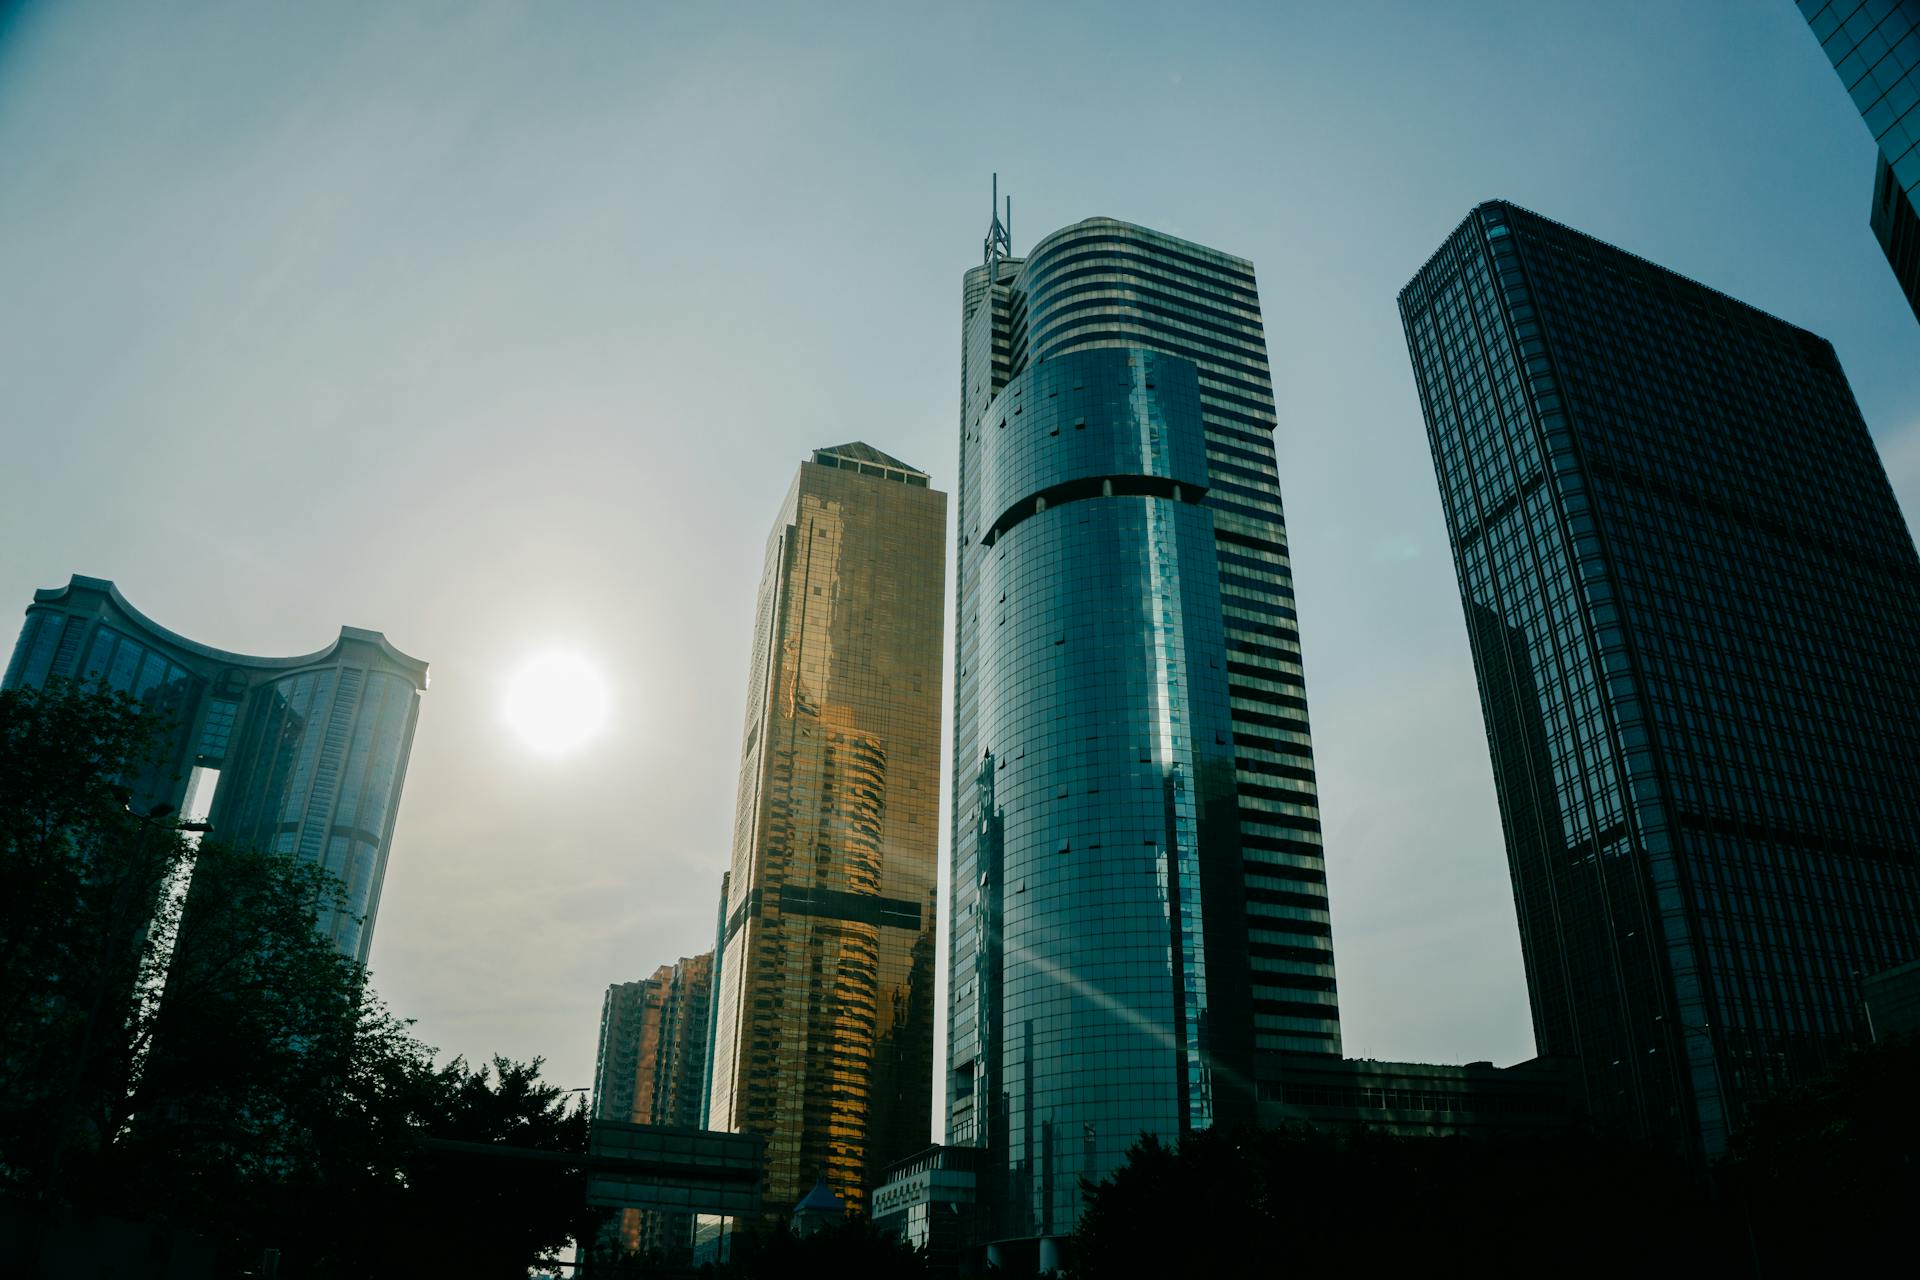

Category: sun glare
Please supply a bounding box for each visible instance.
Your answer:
[504,652,610,755]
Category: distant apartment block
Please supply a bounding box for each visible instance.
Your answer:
[592,954,715,1254]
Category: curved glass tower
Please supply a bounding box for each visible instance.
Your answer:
[5,575,428,963]
[949,214,1338,1249]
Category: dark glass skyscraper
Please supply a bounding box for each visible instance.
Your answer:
[706,445,945,1216]
[949,211,1337,1252]
[1401,201,1920,1157]
[1800,0,1920,322]
[5,575,427,963]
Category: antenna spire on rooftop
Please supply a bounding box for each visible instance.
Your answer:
[983,172,1013,269]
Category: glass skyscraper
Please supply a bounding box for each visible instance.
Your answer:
[948,212,1338,1252]
[1800,0,1920,322]
[705,444,945,1216]
[5,575,427,963]
[592,953,715,1255]
[1400,201,1920,1157]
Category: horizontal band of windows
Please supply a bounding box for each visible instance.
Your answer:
[1234,733,1315,759]
[1207,438,1277,467]
[1228,636,1306,663]
[1030,325,1273,388]
[1219,561,1296,589]
[1222,608,1300,636]
[1244,924,1336,948]
[1242,822,1323,848]
[979,473,1209,548]
[1207,459,1286,494]
[1245,883,1329,910]
[1023,231,1259,287]
[1244,974,1336,997]
[1250,979,1340,1006]
[1242,836,1326,865]
[1208,491,1287,520]
[1228,684,1310,712]
[1230,706,1314,735]
[1213,507,1288,543]
[1256,1014,1342,1034]
[1202,407,1282,439]
[1227,648,1304,675]
[1251,997,1344,1020]
[1239,796,1321,823]
[1208,481,1288,514]
[1020,239,1259,302]
[1227,667,1306,693]
[1247,938,1334,965]
[1239,802,1322,831]
[1250,955,1338,980]
[1236,755,1317,785]
[1228,668,1307,697]
[1216,527,1290,557]
[1228,669,1308,699]
[1257,1032,1341,1053]
[1035,330,1274,401]
[1194,373,1279,406]
[1247,867,1328,895]
[1195,382,1281,416]
[1025,274,1266,339]
[1027,277,1274,353]
[1228,652,1305,679]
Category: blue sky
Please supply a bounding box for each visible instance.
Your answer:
[2,0,1915,1119]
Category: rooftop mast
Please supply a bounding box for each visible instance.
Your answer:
[983,172,1013,270]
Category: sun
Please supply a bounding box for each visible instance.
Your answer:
[504,651,610,755]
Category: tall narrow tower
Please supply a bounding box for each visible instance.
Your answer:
[1400,200,1920,1158]
[706,445,946,1215]
[948,207,1339,1250]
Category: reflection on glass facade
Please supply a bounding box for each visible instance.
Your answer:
[1401,201,1920,1158]
[4,575,428,964]
[951,215,1338,1247]
[706,445,946,1216]
[593,954,715,1255]
[1801,0,1920,322]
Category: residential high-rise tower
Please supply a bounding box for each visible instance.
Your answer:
[948,208,1339,1254]
[1400,200,1920,1157]
[592,954,716,1255]
[706,445,946,1215]
[4,575,427,963]
[1799,0,1920,322]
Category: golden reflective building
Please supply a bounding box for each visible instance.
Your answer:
[707,443,946,1215]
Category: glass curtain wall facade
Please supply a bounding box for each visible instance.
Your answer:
[1801,0,1920,322]
[949,216,1338,1247]
[5,575,428,963]
[592,954,715,1255]
[1400,201,1920,1158]
[706,445,946,1216]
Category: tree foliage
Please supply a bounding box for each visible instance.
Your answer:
[1724,1031,1920,1270]
[0,680,595,1276]
[1073,1124,1737,1278]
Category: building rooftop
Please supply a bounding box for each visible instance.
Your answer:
[811,442,931,487]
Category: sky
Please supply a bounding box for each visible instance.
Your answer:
[2,0,1916,1125]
